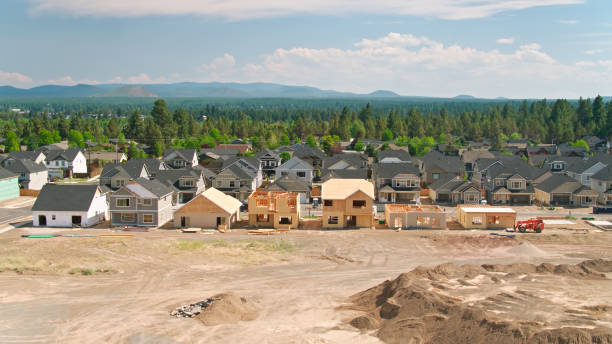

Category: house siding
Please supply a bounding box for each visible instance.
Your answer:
[0,177,19,202]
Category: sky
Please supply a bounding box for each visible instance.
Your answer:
[0,0,611,98]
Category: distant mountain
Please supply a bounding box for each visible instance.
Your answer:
[368,90,400,97]
[453,94,477,100]
[94,86,157,98]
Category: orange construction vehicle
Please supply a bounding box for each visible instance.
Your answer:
[514,218,544,233]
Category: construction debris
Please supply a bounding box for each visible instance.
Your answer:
[170,298,216,318]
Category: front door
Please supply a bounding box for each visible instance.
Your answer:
[38,215,47,226]
[216,217,222,226]
[347,216,357,227]
[180,216,186,227]
[71,215,81,226]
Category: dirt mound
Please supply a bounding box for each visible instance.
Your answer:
[196,292,258,326]
[506,242,548,257]
[347,261,612,344]
[579,259,612,273]
[432,235,516,250]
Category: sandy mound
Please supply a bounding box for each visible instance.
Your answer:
[506,242,548,257]
[579,259,612,273]
[346,261,612,344]
[431,235,516,250]
[196,292,258,326]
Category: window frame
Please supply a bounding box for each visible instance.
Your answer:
[116,198,130,207]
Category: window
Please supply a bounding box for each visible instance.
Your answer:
[143,199,152,206]
[121,213,136,222]
[52,215,56,220]
[297,171,306,178]
[496,180,504,186]
[116,198,130,207]
[281,171,289,176]
[471,216,482,225]
[62,161,66,166]
[328,216,338,224]
[142,214,153,223]
[432,173,440,180]
[256,199,269,207]
[229,181,235,187]
[115,179,125,187]
[553,163,563,169]
[183,180,194,187]
[257,214,269,222]
[353,200,367,208]
[279,216,292,224]
[395,180,407,187]
[216,181,222,187]
[489,216,500,225]
[324,200,333,206]
[467,194,476,201]
[510,182,522,189]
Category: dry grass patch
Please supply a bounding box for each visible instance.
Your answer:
[170,239,297,264]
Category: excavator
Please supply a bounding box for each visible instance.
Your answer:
[514,218,544,233]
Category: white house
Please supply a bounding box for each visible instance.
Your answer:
[275,156,314,185]
[162,149,199,169]
[32,184,107,227]
[44,148,88,179]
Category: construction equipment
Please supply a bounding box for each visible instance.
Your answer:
[514,218,544,233]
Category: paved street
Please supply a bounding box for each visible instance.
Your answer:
[0,197,35,229]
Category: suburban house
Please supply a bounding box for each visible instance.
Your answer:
[212,157,263,201]
[428,175,481,204]
[484,163,551,205]
[216,143,250,154]
[321,178,374,228]
[320,168,368,183]
[534,174,598,207]
[590,165,612,204]
[32,184,107,227]
[44,148,87,179]
[581,135,608,153]
[153,167,206,204]
[85,151,127,164]
[275,156,314,185]
[109,178,174,227]
[435,144,460,156]
[3,150,46,165]
[527,145,557,157]
[564,159,607,186]
[418,151,464,186]
[173,187,242,230]
[557,144,587,157]
[3,159,48,190]
[372,163,421,203]
[199,148,240,163]
[378,149,412,163]
[292,145,325,170]
[323,153,368,170]
[248,191,300,229]
[99,160,151,193]
[256,149,282,177]
[0,168,19,202]
[385,204,446,230]
[265,175,311,203]
[456,206,516,230]
[162,149,199,169]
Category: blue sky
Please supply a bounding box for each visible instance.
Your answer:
[0,0,611,98]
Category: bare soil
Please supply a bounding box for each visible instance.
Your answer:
[0,227,611,343]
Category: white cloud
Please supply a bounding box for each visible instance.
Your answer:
[195,32,611,98]
[27,0,584,20]
[558,19,578,24]
[496,37,514,44]
[0,70,33,87]
[585,49,603,55]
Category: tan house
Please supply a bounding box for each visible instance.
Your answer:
[534,174,598,207]
[372,163,420,203]
[385,204,446,230]
[456,206,516,229]
[321,178,375,229]
[173,187,242,230]
[248,191,300,229]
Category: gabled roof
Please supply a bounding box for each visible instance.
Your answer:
[4,159,47,174]
[557,143,587,153]
[321,178,374,200]
[8,150,44,161]
[200,148,240,158]
[592,165,612,181]
[0,167,17,180]
[277,156,313,170]
[153,167,203,191]
[174,187,242,214]
[320,168,368,182]
[256,148,280,159]
[293,144,325,159]
[373,162,419,179]
[419,151,463,173]
[125,178,173,198]
[535,174,582,193]
[486,161,547,181]
[44,148,82,162]
[100,160,149,179]
[221,157,260,179]
[323,153,367,169]
[378,149,412,163]
[265,175,310,193]
[32,184,100,211]
[162,149,197,161]
[428,174,461,191]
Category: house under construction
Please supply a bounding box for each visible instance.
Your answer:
[384,204,446,230]
[248,191,300,229]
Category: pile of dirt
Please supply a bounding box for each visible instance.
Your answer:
[195,292,258,326]
[170,298,215,318]
[346,261,612,344]
[431,235,516,250]
[505,241,548,257]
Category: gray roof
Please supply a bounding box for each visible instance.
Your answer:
[8,151,43,161]
[292,144,325,159]
[486,161,547,181]
[0,167,17,180]
[256,148,280,159]
[44,148,82,162]
[200,148,240,158]
[373,162,419,179]
[163,149,197,161]
[419,151,463,173]
[277,156,313,170]
[429,174,462,191]
[153,167,203,191]
[323,153,367,169]
[557,144,587,153]
[4,159,47,174]
[320,168,368,181]
[592,165,612,181]
[265,175,310,192]
[220,158,260,180]
[378,149,412,162]
[536,174,581,193]
[127,178,173,198]
[32,184,100,211]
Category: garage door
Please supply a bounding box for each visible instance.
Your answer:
[510,195,530,204]
[552,194,571,205]
[437,193,450,202]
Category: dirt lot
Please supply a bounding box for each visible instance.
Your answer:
[1,227,611,343]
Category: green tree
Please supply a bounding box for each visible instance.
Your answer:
[68,129,85,148]
[305,135,317,148]
[353,139,365,152]
[38,129,54,146]
[279,134,291,146]
[381,128,394,142]
[153,141,164,157]
[349,121,366,139]
[279,151,291,163]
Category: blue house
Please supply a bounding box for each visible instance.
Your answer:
[0,168,19,202]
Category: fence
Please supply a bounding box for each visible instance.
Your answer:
[20,189,40,197]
